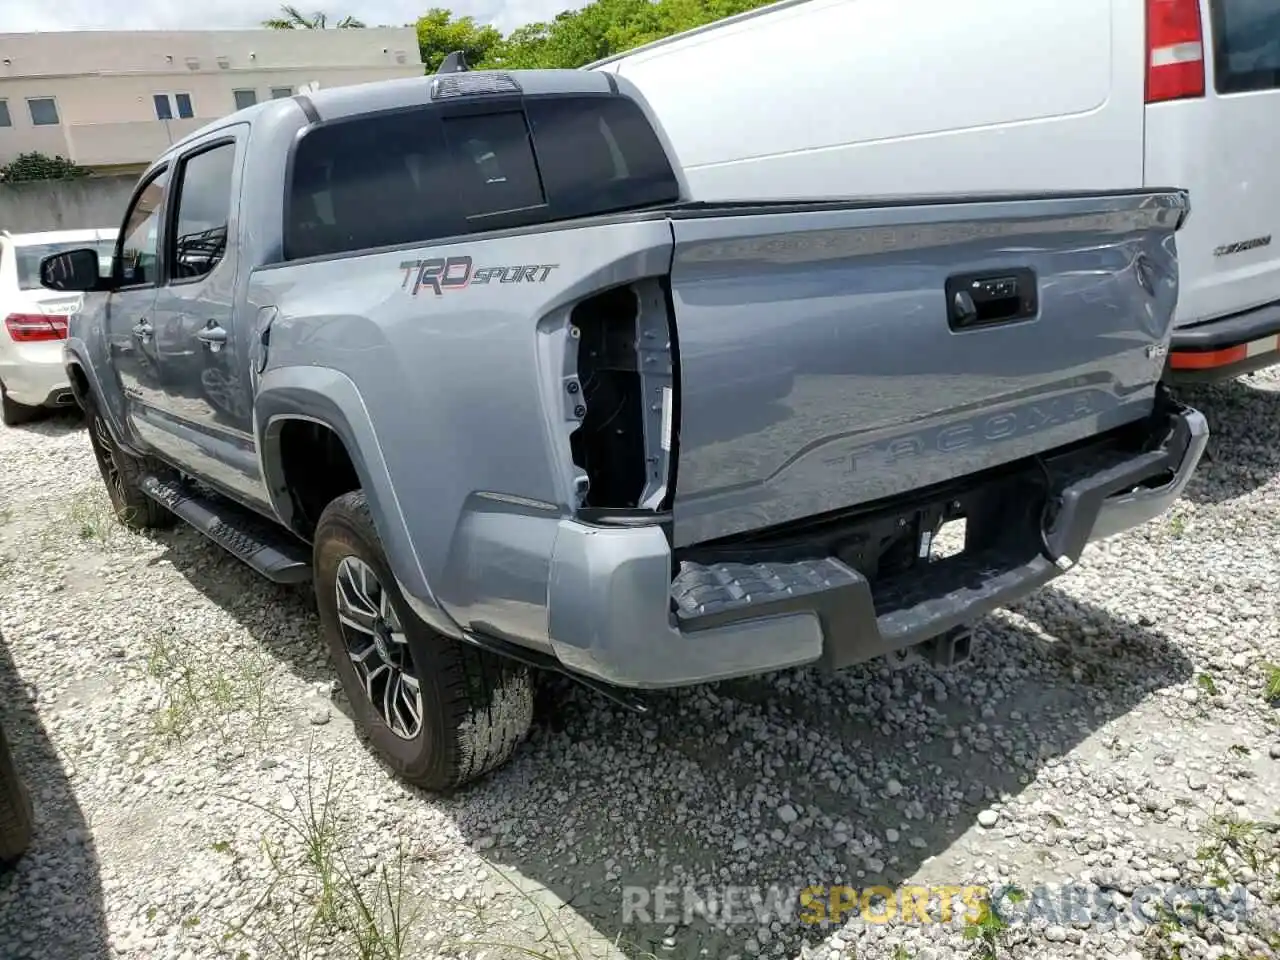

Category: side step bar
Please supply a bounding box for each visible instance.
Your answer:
[140,476,312,584]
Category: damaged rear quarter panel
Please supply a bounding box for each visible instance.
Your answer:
[249,217,673,648]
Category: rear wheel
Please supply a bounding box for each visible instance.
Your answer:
[314,491,535,791]
[1,384,41,427]
[0,724,33,866]
[82,392,177,531]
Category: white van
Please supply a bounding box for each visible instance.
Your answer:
[589,0,1280,384]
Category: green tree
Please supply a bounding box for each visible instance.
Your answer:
[415,8,504,73]
[262,5,365,28]
[0,152,88,183]
[484,0,779,70]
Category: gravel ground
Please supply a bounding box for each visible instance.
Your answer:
[0,372,1278,960]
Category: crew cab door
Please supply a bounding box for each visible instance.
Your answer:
[143,127,265,508]
[104,167,170,432]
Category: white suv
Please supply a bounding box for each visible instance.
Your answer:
[0,229,116,426]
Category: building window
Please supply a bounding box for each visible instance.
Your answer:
[154,94,195,121]
[0,101,10,128]
[233,89,257,110]
[27,98,59,126]
[270,86,294,99]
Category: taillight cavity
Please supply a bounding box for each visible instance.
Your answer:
[1146,0,1206,103]
[4,313,68,343]
[566,278,677,518]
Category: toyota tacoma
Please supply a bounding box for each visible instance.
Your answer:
[41,66,1207,790]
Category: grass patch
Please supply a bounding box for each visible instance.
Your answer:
[961,887,1022,960]
[216,755,423,960]
[213,751,651,960]
[143,626,274,748]
[66,487,121,544]
[1263,663,1280,704]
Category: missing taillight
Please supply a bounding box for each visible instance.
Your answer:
[4,313,68,342]
[568,280,676,514]
[570,286,646,509]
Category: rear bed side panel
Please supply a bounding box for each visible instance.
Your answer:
[249,217,674,650]
[668,191,1188,548]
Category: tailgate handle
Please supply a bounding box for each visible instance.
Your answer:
[946,268,1038,331]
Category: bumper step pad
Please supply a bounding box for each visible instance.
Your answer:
[671,558,861,620]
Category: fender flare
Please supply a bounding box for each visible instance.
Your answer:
[253,365,458,637]
[62,338,141,455]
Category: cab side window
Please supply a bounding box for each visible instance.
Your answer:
[117,168,170,286]
[169,142,236,281]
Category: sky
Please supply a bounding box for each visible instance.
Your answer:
[0,0,571,36]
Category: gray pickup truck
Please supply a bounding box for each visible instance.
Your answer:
[41,67,1208,790]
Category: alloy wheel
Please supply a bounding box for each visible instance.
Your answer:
[334,556,424,741]
[91,414,128,508]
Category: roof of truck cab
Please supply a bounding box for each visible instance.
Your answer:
[299,68,616,121]
[164,68,618,159]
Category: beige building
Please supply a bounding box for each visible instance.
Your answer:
[0,28,424,174]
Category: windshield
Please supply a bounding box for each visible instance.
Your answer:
[14,239,115,291]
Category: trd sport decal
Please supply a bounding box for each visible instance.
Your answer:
[400,255,559,296]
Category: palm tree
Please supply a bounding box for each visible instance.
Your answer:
[262,5,366,29]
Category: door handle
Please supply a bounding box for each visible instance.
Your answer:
[945,268,1038,331]
[197,322,228,353]
[132,319,153,342]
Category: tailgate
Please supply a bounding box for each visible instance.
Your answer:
[667,190,1189,548]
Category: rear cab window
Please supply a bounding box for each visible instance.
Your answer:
[283,91,680,261]
[1210,0,1280,94]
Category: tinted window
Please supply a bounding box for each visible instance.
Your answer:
[527,95,680,219]
[154,94,173,120]
[175,94,194,119]
[441,111,545,221]
[0,101,10,127]
[170,143,235,281]
[284,93,678,261]
[233,89,257,110]
[1211,0,1280,93]
[286,106,456,261]
[118,169,170,285]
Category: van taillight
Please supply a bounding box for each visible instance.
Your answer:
[4,313,68,342]
[1146,0,1206,103]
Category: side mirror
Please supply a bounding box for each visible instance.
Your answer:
[40,248,105,293]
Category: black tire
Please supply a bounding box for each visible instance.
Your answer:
[314,491,534,791]
[82,391,178,531]
[0,724,33,866]
[1,384,41,427]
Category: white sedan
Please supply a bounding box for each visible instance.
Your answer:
[0,228,116,426]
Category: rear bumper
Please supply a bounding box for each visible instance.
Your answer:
[0,354,72,407]
[1165,299,1280,383]
[545,398,1208,689]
